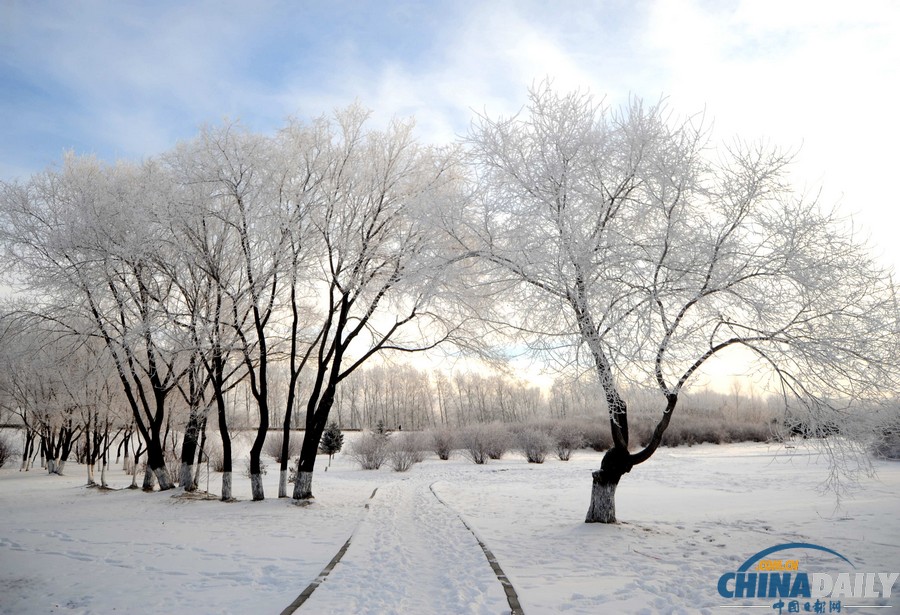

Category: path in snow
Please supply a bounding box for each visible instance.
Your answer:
[293,475,514,615]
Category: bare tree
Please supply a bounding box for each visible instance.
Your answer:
[462,84,900,522]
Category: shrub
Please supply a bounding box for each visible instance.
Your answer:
[264,431,301,463]
[164,449,180,482]
[552,423,585,461]
[460,426,491,464]
[483,423,511,460]
[243,457,268,478]
[349,430,390,470]
[517,428,554,464]
[203,440,225,473]
[388,433,425,472]
[429,427,456,460]
[582,422,613,451]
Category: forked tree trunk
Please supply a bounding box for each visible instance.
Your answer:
[145,439,173,491]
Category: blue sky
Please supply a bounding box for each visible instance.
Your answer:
[2,0,899,268]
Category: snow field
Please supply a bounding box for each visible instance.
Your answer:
[1,440,898,614]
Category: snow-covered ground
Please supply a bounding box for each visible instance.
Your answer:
[1,440,898,614]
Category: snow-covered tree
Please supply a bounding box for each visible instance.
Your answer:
[461,84,900,522]
[292,105,469,500]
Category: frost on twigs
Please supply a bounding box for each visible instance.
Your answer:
[516,428,554,464]
[349,430,390,470]
[388,432,427,472]
[460,423,510,464]
[428,427,456,460]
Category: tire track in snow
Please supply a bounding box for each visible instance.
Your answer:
[281,488,380,615]
[292,477,513,614]
[429,482,524,615]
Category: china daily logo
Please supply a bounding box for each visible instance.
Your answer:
[717,543,898,613]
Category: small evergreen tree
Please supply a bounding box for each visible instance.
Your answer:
[320,422,344,466]
[374,419,389,436]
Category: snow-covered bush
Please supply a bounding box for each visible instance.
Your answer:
[165,450,180,482]
[429,427,456,460]
[349,430,390,470]
[264,431,300,463]
[242,457,267,478]
[483,423,511,460]
[582,423,613,451]
[460,425,491,464]
[204,440,225,472]
[517,428,554,464]
[388,432,426,472]
[458,423,511,464]
[552,423,585,461]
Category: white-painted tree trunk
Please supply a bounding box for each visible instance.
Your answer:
[179,461,196,491]
[55,460,66,475]
[154,466,173,491]
[221,471,232,501]
[87,463,96,486]
[142,466,154,491]
[293,470,313,500]
[100,462,108,488]
[250,473,264,501]
[47,459,56,474]
[585,480,617,523]
[278,469,288,498]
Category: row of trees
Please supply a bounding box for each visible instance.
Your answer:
[1,84,897,522]
[0,106,474,503]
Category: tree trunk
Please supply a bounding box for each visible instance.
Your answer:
[250,472,264,501]
[142,465,154,491]
[213,365,233,501]
[293,393,332,500]
[179,461,194,491]
[294,470,313,500]
[586,474,618,523]
[585,446,633,524]
[145,437,173,491]
[193,424,207,489]
[279,469,289,498]
[179,412,203,491]
[222,471,232,501]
